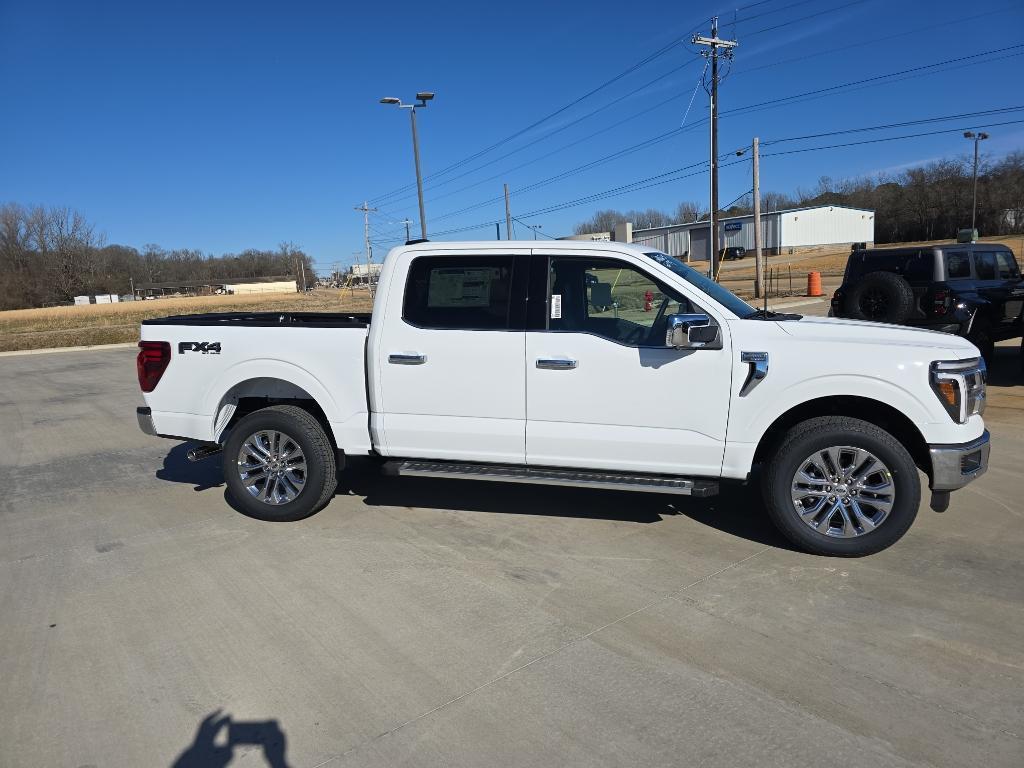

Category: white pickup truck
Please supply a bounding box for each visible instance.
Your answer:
[137,241,990,556]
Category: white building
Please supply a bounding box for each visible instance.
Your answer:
[223,280,297,295]
[623,205,875,260]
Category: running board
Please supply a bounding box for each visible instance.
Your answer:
[382,460,718,497]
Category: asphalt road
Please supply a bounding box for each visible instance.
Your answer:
[1,339,1022,767]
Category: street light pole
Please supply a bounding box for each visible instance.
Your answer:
[963,131,989,235]
[381,92,434,240]
[410,107,427,240]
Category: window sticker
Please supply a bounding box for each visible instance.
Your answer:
[551,293,562,319]
[427,268,494,308]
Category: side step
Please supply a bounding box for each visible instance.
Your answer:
[382,459,718,497]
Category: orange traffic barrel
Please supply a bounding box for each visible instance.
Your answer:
[807,271,823,297]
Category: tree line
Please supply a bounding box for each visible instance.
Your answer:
[573,152,1024,242]
[0,203,315,311]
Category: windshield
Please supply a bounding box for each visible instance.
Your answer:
[644,251,757,318]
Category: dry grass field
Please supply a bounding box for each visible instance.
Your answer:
[0,289,374,353]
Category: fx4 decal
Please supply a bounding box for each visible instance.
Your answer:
[179,341,222,355]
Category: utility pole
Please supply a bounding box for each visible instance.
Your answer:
[752,137,763,299]
[402,218,412,242]
[693,17,737,280]
[504,184,513,241]
[355,201,377,290]
[495,222,501,240]
[963,131,989,236]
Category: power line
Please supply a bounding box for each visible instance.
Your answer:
[367,38,686,204]
[759,118,1024,158]
[383,45,1023,227]
[743,0,869,38]
[732,5,1016,78]
[399,114,1022,244]
[721,44,1024,119]
[375,58,702,214]
[414,94,1022,233]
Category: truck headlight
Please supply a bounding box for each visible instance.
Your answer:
[930,358,986,424]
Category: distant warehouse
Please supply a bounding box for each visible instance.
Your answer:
[568,204,876,260]
[134,275,298,298]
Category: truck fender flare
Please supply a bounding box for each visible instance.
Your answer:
[204,361,343,440]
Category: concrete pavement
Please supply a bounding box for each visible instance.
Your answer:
[0,344,1021,767]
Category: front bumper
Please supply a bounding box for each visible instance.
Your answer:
[137,406,158,437]
[929,429,990,491]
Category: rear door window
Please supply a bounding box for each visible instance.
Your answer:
[974,251,997,280]
[945,251,971,279]
[403,255,515,330]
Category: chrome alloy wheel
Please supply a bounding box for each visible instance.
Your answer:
[236,430,307,504]
[790,446,895,538]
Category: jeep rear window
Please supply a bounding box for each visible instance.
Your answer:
[847,250,930,281]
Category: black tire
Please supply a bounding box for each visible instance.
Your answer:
[843,271,915,324]
[967,327,994,365]
[762,416,920,556]
[223,405,337,522]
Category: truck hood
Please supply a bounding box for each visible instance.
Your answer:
[777,316,980,358]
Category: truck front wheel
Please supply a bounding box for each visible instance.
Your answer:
[223,405,337,522]
[762,416,920,556]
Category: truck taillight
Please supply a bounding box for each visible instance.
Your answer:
[137,341,171,392]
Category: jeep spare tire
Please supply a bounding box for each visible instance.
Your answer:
[844,271,914,324]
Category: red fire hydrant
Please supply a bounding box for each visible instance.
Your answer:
[644,289,653,312]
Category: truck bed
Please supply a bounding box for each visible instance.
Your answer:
[141,311,372,328]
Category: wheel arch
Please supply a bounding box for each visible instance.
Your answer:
[752,395,931,479]
[212,376,337,447]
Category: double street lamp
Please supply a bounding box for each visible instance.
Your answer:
[380,92,434,240]
[963,130,989,235]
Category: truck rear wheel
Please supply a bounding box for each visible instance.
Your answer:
[762,416,920,556]
[223,405,337,522]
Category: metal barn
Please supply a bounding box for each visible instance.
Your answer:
[631,205,875,260]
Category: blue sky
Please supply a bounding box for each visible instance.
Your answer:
[1,0,1022,273]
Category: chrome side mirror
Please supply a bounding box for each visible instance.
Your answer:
[666,313,719,349]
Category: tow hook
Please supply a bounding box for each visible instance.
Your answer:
[930,491,950,513]
[186,443,223,462]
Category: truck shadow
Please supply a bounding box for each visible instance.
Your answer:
[156,447,792,549]
[340,459,794,550]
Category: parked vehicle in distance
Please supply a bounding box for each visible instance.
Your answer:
[137,241,990,557]
[830,242,1023,360]
[722,246,746,260]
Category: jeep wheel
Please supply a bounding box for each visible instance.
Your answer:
[223,405,337,521]
[763,416,920,556]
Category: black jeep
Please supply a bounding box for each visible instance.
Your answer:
[830,243,1023,360]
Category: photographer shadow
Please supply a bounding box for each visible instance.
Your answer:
[171,710,289,768]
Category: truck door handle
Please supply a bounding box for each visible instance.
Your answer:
[389,353,426,365]
[536,358,578,370]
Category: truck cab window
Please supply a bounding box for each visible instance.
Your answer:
[403,256,514,330]
[548,257,695,347]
